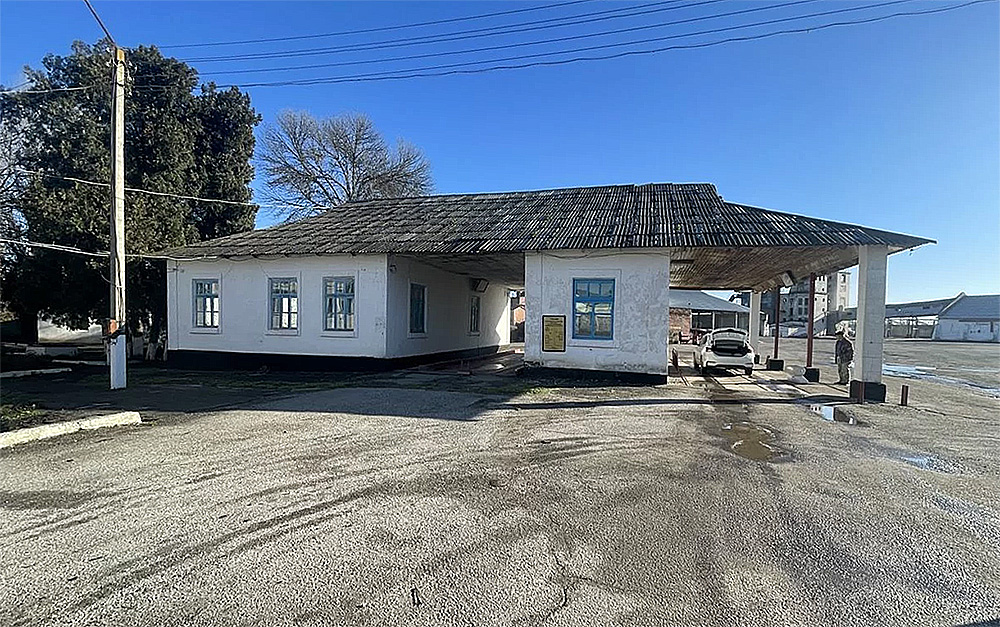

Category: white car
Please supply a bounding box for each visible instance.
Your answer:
[693,328,755,376]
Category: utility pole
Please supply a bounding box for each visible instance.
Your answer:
[108,45,127,390]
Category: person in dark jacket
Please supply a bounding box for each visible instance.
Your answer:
[835,330,854,384]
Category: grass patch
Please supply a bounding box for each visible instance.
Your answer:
[0,403,42,433]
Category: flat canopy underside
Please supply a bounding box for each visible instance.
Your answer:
[406,244,884,291]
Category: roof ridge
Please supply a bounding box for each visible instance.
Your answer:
[343,181,719,204]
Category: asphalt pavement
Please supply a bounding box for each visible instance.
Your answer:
[1,352,998,626]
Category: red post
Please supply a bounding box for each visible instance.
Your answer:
[900,384,909,406]
[806,273,816,368]
[772,287,781,359]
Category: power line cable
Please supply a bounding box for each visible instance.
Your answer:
[0,237,213,261]
[198,0,824,77]
[185,0,724,63]
[160,0,597,49]
[1,85,95,95]
[15,167,333,211]
[82,0,117,46]
[148,0,963,89]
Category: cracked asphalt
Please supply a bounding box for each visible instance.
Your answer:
[1,357,999,626]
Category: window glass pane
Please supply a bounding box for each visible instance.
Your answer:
[193,280,220,328]
[410,284,426,333]
[595,315,613,337]
[470,295,480,332]
[572,278,614,339]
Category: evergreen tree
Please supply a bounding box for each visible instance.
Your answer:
[0,40,260,343]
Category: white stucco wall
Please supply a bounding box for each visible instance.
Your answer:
[933,319,1000,342]
[384,255,511,358]
[166,255,389,357]
[523,250,671,375]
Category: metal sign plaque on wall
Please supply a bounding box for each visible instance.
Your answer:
[542,315,566,352]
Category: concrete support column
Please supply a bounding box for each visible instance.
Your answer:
[852,245,889,402]
[748,291,762,357]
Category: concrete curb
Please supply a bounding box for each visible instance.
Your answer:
[0,411,142,449]
[0,367,73,379]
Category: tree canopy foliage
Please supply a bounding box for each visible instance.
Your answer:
[0,40,260,334]
[260,110,432,222]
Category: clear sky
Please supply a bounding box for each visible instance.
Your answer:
[2,0,997,303]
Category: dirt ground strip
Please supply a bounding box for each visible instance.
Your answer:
[1,349,998,627]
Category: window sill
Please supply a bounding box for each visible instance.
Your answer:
[569,338,617,349]
[468,331,481,337]
[266,329,300,337]
[321,330,357,338]
[407,332,427,339]
[190,327,221,334]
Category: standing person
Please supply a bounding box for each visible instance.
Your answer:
[835,330,854,385]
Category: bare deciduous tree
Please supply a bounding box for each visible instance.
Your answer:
[260,110,432,222]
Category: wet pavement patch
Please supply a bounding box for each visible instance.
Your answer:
[718,421,791,463]
[808,404,865,426]
[899,454,961,474]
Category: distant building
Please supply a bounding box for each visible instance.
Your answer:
[933,294,1000,342]
[669,290,750,343]
[882,295,959,338]
[741,271,850,335]
[837,292,999,342]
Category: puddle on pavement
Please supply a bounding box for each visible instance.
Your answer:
[718,421,791,463]
[808,404,865,426]
[882,364,1000,398]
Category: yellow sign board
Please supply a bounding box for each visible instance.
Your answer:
[542,315,566,352]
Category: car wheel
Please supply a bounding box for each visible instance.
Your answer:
[744,367,754,376]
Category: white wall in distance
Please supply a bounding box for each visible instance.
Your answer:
[524,250,670,374]
[934,319,1000,342]
[385,255,511,358]
[167,255,388,357]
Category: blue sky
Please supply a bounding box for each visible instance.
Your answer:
[2,0,997,303]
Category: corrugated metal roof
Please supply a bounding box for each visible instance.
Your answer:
[670,290,749,313]
[884,296,960,318]
[939,294,1000,320]
[170,183,933,258]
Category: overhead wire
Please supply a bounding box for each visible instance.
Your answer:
[142,0,977,89]
[14,167,333,211]
[184,0,724,63]
[159,0,597,49]
[0,237,214,261]
[82,0,117,46]
[1,85,96,95]
[196,0,806,77]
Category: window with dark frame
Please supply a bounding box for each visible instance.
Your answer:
[193,279,219,328]
[324,277,355,331]
[469,294,481,333]
[572,278,614,340]
[409,283,426,334]
[269,278,298,330]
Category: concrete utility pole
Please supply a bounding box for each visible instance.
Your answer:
[108,45,127,390]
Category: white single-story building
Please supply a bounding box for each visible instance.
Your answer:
[932,294,1000,342]
[166,183,931,399]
